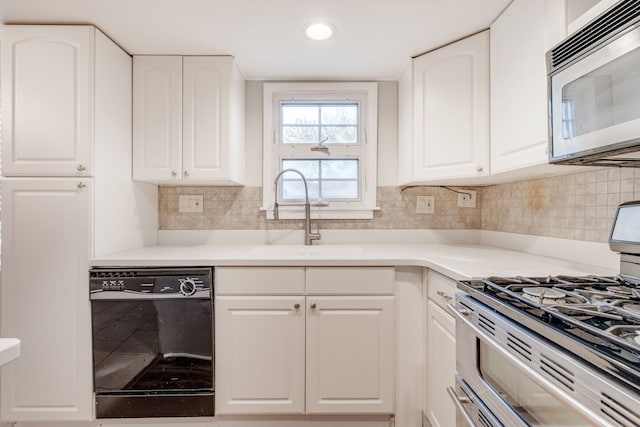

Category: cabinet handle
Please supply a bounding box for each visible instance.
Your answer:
[171,170,178,176]
[476,166,483,172]
[436,290,452,303]
[77,182,86,189]
[77,164,86,172]
[184,170,190,177]
[310,303,317,310]
[293,303,300,310]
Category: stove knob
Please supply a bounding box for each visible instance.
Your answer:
[179,278,197,296]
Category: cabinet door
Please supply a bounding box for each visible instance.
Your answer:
[215,296,305,414]
[425,299,456,427]
[411,31,489,181]
[306,296,395,414]
[490,0,566,173]
[133,56,183,182]
[1,25,94,176]
[182,57,230,181]
[0,178,93,421]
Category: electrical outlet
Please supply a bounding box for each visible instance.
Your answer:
[457,189,477,208]
[416,195,435,214]
[179,195,204,213]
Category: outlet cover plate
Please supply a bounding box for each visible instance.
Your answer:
[457,190,477,208]
[416,195,435,214]
[179,195,204,213]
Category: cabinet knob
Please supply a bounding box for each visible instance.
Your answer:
[310,303,317,310]
[184,171,190,177]
[293,303,300,310]
[171,170,178,176]
[77,182,86,189]
[476,166,483,172]
[77,164,86,172]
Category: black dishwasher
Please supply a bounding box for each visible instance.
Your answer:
[89,267,214,418]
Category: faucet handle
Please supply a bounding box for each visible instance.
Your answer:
[273,202,280,220]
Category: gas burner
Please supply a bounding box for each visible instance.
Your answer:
[522,287,567,305]
[607,325,640,347]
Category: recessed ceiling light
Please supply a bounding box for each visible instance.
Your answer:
[304,22,335,41]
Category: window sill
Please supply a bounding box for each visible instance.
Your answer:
[260,206,380,220]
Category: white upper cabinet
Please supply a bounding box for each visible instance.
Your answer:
[133,55,245,185]
[1,26,94,176]
[399,30,489,185]
[490,0,566,174]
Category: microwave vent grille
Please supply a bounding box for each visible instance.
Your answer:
[548,0,640,73]
[600,392,640,427]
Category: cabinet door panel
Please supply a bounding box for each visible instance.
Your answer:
[215,296,305,414]
[411,31,489,181]
[1,26,93,176]
[306,296,394,414]
[426,299,456,427]
[1,179,93,421]
[133,56,182,181]
[490,0,566,173]
[183,57,227,179]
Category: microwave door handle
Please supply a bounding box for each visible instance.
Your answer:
[447,386,479,427]
[447,303,612,427]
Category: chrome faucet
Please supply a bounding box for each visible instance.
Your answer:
[273,168,322,245]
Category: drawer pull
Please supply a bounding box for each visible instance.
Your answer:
[437,290,452,303]
[310,303,317,310]
[293,303,300,310]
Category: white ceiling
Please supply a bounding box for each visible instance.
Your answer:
[0,0,511,81]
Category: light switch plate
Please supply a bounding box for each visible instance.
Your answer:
[179,195,204,213]
[416,195,435,214]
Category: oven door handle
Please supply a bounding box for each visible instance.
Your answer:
[447,302,610,426]
[447,386,478,427]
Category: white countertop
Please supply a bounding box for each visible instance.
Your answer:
[0,338,20,367]
[91,242,619,280]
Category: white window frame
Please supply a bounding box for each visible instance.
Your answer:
[262,82,378,220]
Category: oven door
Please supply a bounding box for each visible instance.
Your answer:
[450,295,604,427]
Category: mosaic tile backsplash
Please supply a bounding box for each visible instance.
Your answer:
[158,168,640,243]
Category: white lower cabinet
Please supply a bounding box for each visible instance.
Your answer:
[0,179,93,421]
[215,296,306,414]
[215,267,395,416]
[306,295,395,414]
[425,270,457,427]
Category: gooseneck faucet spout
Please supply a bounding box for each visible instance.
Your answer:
[273,168,321,245]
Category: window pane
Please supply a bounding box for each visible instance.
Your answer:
[279,159,359,201]
[321,104,357,124]
[321,126,357,144]
[282,180,319,200]
[282,105,319,125]
[280,102,359,145]
[321,180,358,199]
[282,126,319,144]
[321,159,358,179]
[282,159,319,179]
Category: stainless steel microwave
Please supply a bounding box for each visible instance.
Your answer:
[547,0,640,166]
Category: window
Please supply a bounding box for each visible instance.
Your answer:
[263,82,378,219]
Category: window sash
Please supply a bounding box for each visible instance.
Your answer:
[279,102,360,145]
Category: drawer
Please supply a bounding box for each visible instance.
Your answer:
[427,270,456,312]
[306,267,394,295]
[215,267,305,295]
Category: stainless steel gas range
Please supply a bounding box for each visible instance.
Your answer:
[451,201,640,427]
